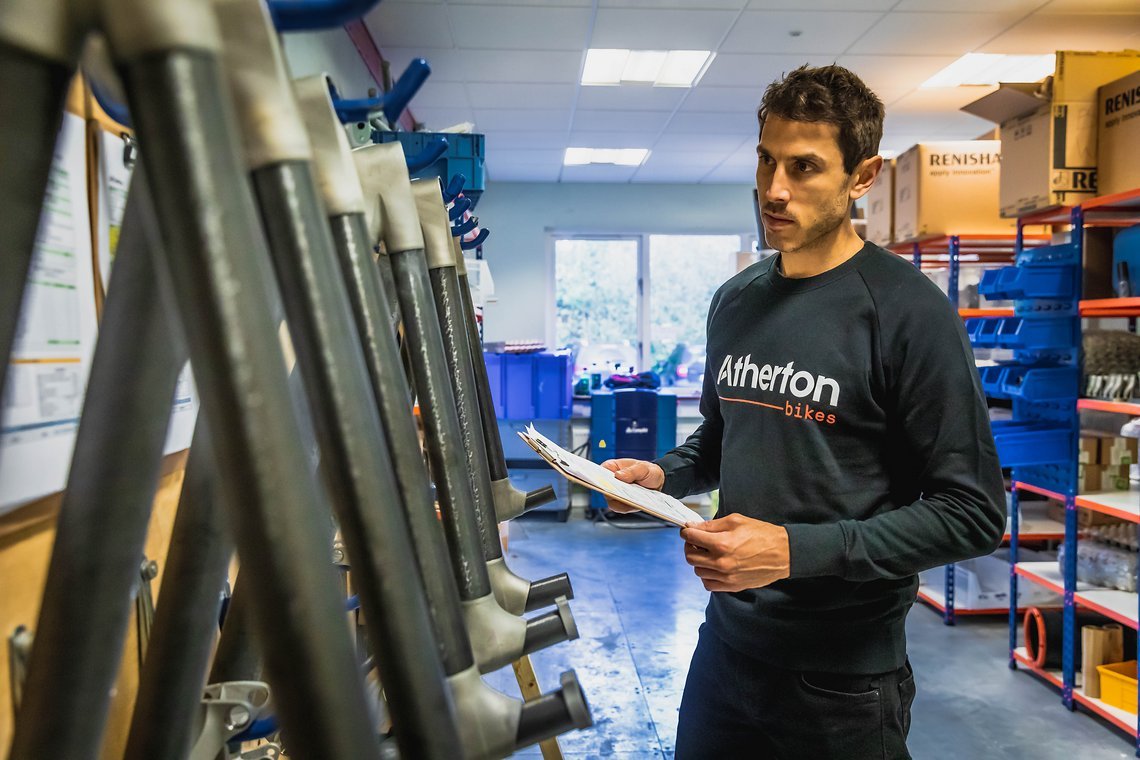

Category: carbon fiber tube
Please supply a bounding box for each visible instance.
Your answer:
[120,51,377,758]
[428,267,502,561]
[209,574,260,684]
[0,43,72,402]
[250,161,461,760]
[388,248,493,601]
[458,273,556,511]
[515,671,593,749]
[327,212,474,677]
[9,172,184,760]
[124,424,231,760]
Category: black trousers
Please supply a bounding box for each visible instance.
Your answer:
[675,624,915,760]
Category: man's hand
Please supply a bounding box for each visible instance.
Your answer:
[600,458,665,514]
[680,513,791,592]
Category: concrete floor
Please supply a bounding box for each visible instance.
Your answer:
[486,515,1136,759]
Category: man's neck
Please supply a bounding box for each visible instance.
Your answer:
[778,221,865,279]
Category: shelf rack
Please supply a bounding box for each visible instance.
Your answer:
[1001,186,1140,755]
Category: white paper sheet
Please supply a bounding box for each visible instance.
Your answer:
[0,113,99,512]
[520,423,702,527]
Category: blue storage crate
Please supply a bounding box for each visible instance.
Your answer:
[534,352,572,419]
[978,265,1075,301]
[483,351,504,419]
[968,318,1003,348]
[373,131,485,206]
[990,421,1073,467]
[979,365,1012,399]
[1000,366,1078,402]
[996,317,1077,350]
[503,354,536,420]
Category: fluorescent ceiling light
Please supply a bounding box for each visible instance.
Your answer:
[879,149,897,160]
[921,53,1054,88]
[581,49,713,87]
[564,148,650,166]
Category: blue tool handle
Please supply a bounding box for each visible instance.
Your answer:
[345,594,360,612]
[232,715,279,743]
[444,174,467,202]
[460,228,490,250]
[88,76,132,128]
[451,217,478,237]
[269,0,382,31]
[406,137,448,173]
[382,59,431,124]
[448,197,472,221]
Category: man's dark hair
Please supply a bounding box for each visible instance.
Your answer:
[757,64,884,175]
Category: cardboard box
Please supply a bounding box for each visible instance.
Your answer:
[1103,436,1139,467]
[1098,69,1140,198]
[893,141,1011,242]
[865,158,894,246]
[1049,502,1132,527]
[1080,434,1100,464]
[962,50,1140,217]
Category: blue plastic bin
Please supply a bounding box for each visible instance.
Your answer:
[995,317,1077,350]
[968,318,1003,348]
[999,366,1078,402]
[483,351,504,419]
[373,131,485,205]
[534,353,572,419]
[503,354,536,419]
[978,265,1075,301]
[990,421,1072,467]
[979,365,1012,399]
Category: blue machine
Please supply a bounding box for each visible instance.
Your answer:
[589,389,677,513]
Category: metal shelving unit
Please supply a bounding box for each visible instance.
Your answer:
[889,234,1064,624]
[1000,186,1140,754]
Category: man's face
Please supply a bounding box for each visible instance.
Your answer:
[755,116,855,254]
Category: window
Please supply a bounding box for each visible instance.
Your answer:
[552,233,752,388]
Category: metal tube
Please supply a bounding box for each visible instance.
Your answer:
[124,424,232,760]
[326,212,474,678]
[0,42,73,399]
[249,160,461,760]
[389,247,494,602]
[9,171,184,760]
[119,50,377,758]
[209,575,260,684]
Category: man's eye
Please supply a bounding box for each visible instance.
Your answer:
[759,154,775,166]
[795,161,813,173]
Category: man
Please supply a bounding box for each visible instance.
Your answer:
[601,64,1005,759]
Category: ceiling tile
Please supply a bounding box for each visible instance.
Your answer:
[365,3,455,49]
[878,133,927,156]
[680,86,763,113]
[721,11,882,55]
[665,110,757,135]
[888,86,1000,115]
[653,132,751,153]
[575,86,690,112]
[472,108,572,132]
[836,55,959,93]
[407,105,476,131]
[701,163,755,184]
[699,53,835,87]
[452,0,589,4]
[466,83,577,111]
[590,8,741,50]
[632,163,719,183]
[569,131,661,148]
[448,6,593,50]
[486,148,566,169]
[560,164,641,183]
[572,109,672,132]
[748,0,894,6]
[404,81,470,110]
[848,12,1025,56]
[645,150,733,168]
[488,164,563,182]
[602,0,746,8]
[382,48,583,84]
[484,131,575,150]
[979,13,1140,54]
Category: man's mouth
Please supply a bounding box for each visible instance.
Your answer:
[763,212,794,228]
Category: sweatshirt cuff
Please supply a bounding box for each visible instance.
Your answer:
[785,522,846,579]
[653,452,692,499]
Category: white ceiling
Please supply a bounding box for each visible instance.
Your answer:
[365,0,1140,184]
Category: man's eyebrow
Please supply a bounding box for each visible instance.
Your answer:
[791,152,826,164]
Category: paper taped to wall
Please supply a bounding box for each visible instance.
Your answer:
[519,423,701,527]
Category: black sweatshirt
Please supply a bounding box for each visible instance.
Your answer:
[656,242,1006,674]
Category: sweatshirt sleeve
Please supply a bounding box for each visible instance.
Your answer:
[654,356,723,499]
[784,287,1007,581]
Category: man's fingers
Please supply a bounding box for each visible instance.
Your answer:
[685,515,737,533]
[680,527,726,552]
[692,565,730,582]
[701,579,736,593]
[684,543,722,570]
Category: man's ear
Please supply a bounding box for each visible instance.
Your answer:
[849,154,883,202]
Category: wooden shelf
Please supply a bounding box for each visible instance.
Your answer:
[1012,647,1138,735]
[1016,561,1138,629]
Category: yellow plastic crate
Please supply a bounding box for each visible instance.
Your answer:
[1097,661,1138,715]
